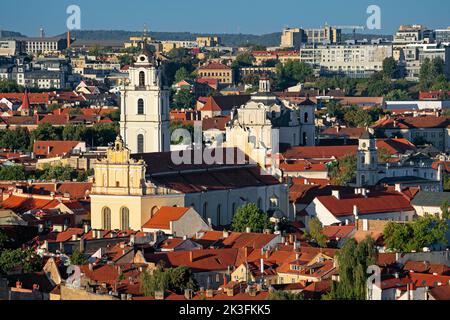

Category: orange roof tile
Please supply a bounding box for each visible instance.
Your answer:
[142,207,190,230]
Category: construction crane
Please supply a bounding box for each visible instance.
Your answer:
[332,25,366,41]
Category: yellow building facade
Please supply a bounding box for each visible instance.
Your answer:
[90,136,184,231]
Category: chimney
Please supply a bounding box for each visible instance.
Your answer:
[332,190,340,199]
[84,224,90,234]
[361,189,367,198]
[353,205,359,220]
[206,289,214,298]
[246,227,251,233]
[184,289,194,300]
[79,238,85,253]
[223,230,229,238]
[260,258,264,275]
[189,251,194,263]
[207,218,212,228]
[395,184,402,193]
[89,263,94,271]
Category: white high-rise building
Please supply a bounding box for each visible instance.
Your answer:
[120,50,170,154]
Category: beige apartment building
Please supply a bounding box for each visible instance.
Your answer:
[280,28,305,48]
[281,26,341,48]
[196,36,221,48]
[300,44,393,78]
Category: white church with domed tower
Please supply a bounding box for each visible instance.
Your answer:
[119,48,170,154]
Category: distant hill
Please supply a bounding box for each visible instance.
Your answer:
[0,30,27,38]
[4,29,390,47]
[58,30,282,47]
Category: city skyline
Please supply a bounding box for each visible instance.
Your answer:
[1,0,450,37]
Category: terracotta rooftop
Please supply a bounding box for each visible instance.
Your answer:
[317,191,414,217]
[142,207,190,230]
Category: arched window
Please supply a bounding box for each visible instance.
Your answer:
[304,112,309,123]
[137,134,144,153]
[137,99,144,115]
[151,206,159,217]
[361,175,366,186]
[217,205,222,226]
[139,71,145,87]
[121,207,130,231]
[303,132,307,146]
[102,207,111,230]
[203,202,208,219]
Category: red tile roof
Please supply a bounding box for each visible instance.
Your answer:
[198,62,231,70]
[373,116,450,129]
[321,127,366,139]
[317,191,414,217]
[144,248,241,272]
[33,140,82,158]
[202,116,230,131]
[322,225,356,240]
[142,207,190,230]
[429,285,450,300]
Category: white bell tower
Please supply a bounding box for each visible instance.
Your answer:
[356,131,378,187]
[120,50,170,154]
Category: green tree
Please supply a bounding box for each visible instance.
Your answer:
[172,89,196,109]
[231,203,270,233]
[384,89,410,101]
[384,215,448,253]
[0,165,26,181]
[0,230,8,251]
[0,80,24,93]
[326,237,376,300]
[140,265,197,297]
[174,67,192,83]
[268,291,305,300]
[273,60,314,90]
[62,124,88,142]
[0,248,42,275]
[37,164,76,182]
[70,249,89,265]
[30,123,63,144]
[377,147,391,164]
[382,57,400,79]
[441,201,449,220]
[308,217,328,248]
[0,127,31,152]
[329,154,357,186]
[325,101,345,120]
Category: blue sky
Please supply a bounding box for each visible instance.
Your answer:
[1,0,449,36]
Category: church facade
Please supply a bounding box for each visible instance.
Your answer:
[226,78,316,170]
[119,51,170,154]
[90,137,289,231]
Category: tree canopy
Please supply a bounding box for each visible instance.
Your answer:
[325,237,376,300]
[383,215,448,253]
[140,264,198,297]
[0,248,42,275]
[308,217,328,248]
[231,203,270,233]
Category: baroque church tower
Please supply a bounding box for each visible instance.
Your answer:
[120,49,170,154]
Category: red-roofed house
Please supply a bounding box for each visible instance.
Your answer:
[197,62,233,84]
[306,189,415,226]
[142,207,211,238]
[372,116,450,151]
[33,141,86,159]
